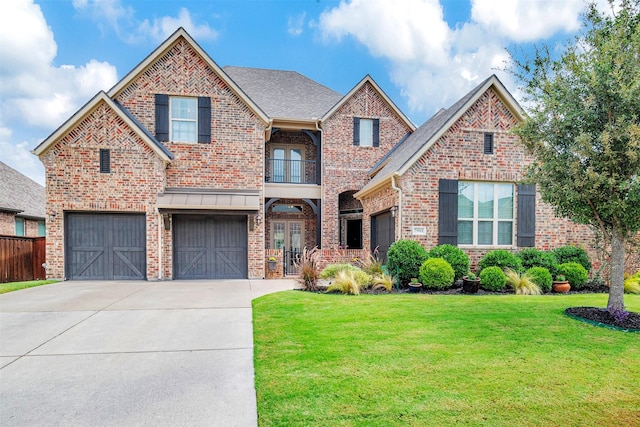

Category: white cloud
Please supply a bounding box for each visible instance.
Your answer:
[138,7,218,43]
[73,0,218,43]
[287,12,306,36]
[0,0,119,184]
[470,0,583,41]
[318,0,587,118]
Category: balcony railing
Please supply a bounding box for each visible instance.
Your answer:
[266,159,318,184]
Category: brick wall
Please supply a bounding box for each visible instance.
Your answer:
[0,213,14,235]
[322,81,413,249]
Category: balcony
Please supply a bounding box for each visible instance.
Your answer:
[266,158,318,185]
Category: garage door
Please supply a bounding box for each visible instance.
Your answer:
[65,213,146,280]
[173,215,247,279]
[371,211,395,263]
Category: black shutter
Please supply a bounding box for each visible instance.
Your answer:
[99,149,110,173]
[155,94,169,142]
[353,117,360,146]
[484,133,494,154]
[373,118,380,147]
[438,179,458,245]
[198,96,211,144]
[517,184,536,247]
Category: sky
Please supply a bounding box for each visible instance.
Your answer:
[0,0,600,186]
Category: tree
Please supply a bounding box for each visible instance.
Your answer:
[510,0,640,310]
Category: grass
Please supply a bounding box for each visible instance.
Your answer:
[0,279,58,294]
[253,292,640,426]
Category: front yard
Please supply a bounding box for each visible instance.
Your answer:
[253,292,640,426]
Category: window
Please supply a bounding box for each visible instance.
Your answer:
[272,204,303,213]
[99,149,110,173]
[37,220,46,236]
[170,97,197,143]
[353,117,379,147]
[271,146,303,183]
[458,182,514,246]
[483,133,494,154]
[15,217,25,236]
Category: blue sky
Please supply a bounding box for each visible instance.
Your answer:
[1,0,596,185]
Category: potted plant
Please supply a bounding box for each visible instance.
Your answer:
[462,272,480,294]
[267,256,277,271]
[552,274,571,293]
[408,277,422,293]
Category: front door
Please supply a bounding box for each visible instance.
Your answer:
[272,220,303,274]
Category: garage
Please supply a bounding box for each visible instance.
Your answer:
[173,215,247,279]
[65,213,146,280]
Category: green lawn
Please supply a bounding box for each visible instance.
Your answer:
[0,279,58,294]
[253,292,640,426]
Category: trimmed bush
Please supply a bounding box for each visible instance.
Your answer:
[558,262,589,289]
[427,244,470,281]
[479,266,507,291]
[419,258,455,290]
[387,240,429,286]
[526,267,553,293]
[518,248,559,276]
[478,250,523,273]
[625,272,640,294]
[553,245,592,273]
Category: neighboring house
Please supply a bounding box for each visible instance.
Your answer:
[0,161,46,237]
[355,75,595,267]
[33,28,414,280]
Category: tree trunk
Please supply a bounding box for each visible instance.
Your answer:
[607,227,626,311]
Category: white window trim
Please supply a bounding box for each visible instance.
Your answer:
[170,96,197,143]
[270,145,305,183]
[458,182,515,247]
[359,118,374,147]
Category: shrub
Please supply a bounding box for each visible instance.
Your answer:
[386,240,428,286]
[418,258,455,290]
[357,247,384,276]
[478,250,523,273]
[558,262,589,289]
[624,271,640,294]
[427,244,470,281]
[320,263,361,279]
[371,273,395,292]
[553,245,592,273]
[479,266,507,291]
[505,268,542,295]
[526,267,553,293]
[326,269,371,295]
[517,248,559,276]
[294,247,320,291]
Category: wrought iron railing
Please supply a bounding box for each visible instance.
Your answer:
[266,159,318,184]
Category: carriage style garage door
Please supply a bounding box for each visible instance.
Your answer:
[65,213,146,280]
[173,215,248,279]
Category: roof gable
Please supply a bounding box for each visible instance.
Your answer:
[108,28,269,125]
[224,66,343,121]
[356,75,524,198]
[33,91,174,162]
[321,75,415,131]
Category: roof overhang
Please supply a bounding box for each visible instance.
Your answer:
[271,117,319,131]
[354,172,396,200]
[32,92,174,162]
[156,189,260,211]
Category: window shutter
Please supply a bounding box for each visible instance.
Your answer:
[99,149,110,173]
[484,133,494,154]
[155,94,169,142]
[198,96,211,144]
[372,118,380,147]
[517,184,536,247]
[438,179,458,245]
[353,117,360,146]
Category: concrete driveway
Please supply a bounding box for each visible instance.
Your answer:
[0,279,295,426]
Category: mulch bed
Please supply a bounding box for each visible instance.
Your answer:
[565,306,640,331]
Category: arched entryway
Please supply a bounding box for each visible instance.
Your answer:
[339,190,363,249]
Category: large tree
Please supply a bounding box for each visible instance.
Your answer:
[510,0,640,310]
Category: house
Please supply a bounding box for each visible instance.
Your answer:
[0,161,46,237]
[355,75,596,268]
[33,28,414,280]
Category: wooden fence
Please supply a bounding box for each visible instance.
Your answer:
[0,235,46,283]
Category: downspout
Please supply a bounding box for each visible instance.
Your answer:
[157,208,163,280]
[315,119,323,248]
[391,174,402,241]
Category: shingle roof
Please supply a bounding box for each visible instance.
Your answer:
[359,75,518,195]
[0,161,45,220]
[223,66,343,120]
